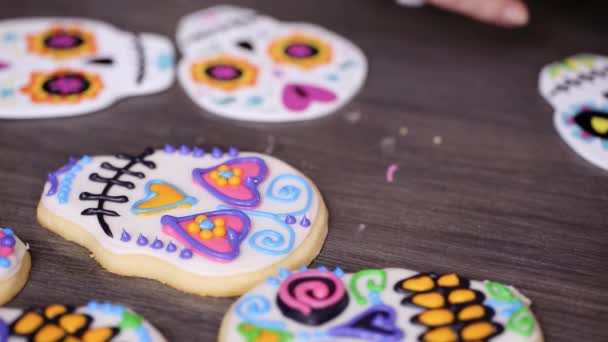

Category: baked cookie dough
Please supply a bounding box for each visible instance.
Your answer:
[0,228,30,305]
[37,145,328,297]
[0,301,166,341]
[220,267,543,342]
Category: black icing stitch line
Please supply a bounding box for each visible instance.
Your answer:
[550,65,608,96]
[134,35,146,85]
[79,147,156,238]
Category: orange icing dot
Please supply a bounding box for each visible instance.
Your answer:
[34,324,66,342]
[460,321,497,341]
[448,289,477,304]
[44,305,68,319]
[417,308,455,327]
[437,273,460,287]
[82,327,115,342]
[59,314,88,334]
[13,312,44,335]
[228,176,241,185]
[195,215,207,224]
[458,304,486,321]
[411,292,445,309]
[422,327,458,342]
[187,222,200,234]
[213,218,225,227]
[213,227,226,237]
[402,275,435,292]
[233,168,243,176]
[200,230,213,240]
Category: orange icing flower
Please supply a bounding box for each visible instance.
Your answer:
[268,33,332,69]
[191,56,258,91]
[27,26,97,59]
[21,69,103,103]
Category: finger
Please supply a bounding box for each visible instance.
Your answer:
[429,0,529,27]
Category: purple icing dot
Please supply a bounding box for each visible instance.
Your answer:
[0,236,15,247]
[284,215,296,224]
[179,145,190,155]
[120,229,131,242]
[166,242,177,253]
[300,215,311,228]
[286,44,316,58]
[208,65,240,80]
[164,144,175,153]
[47,76,86,94]
[137,234,149,246]
[0,61,9,71]
[46,33,79,49]
[192,147,204,157]
[211,147,223,158]
[180,248,193,259]
[228,147,239,156]
[150,238,164,249]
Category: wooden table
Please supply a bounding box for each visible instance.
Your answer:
[1,1,606,341]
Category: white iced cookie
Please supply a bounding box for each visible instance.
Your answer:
[176,5,367,122]
[539,54,608,170]
[37,145,328,297]
[0,228,30,306]
[0,301,166,341]
[220,267,543,342]
[0,18,174,119]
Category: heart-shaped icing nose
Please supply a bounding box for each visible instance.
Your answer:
[282,84,337,111]
[0,61,9,71]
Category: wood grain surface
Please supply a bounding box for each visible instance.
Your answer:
[1,1,607,341]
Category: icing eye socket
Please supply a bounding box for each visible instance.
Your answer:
[20,69,103,103]
[28,26,97,59]
[191,56,258,91]
[269,34,332,69]
[573,110,608,138]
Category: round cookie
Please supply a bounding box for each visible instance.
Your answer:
[0,301,166,341]
[0,228,31,305]
[37,145,328,297]
[220,267,544,342]
[176,5,368,122]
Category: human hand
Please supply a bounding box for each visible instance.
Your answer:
[428,0,529,27]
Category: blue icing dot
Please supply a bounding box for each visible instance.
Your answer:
[199,220,214,230]
[2,228,13,235]
[267,277,280,285]
[0,258,11,268]
[219,170,234,179]
[157,54,174,71]
[247,96,264,105]
[326,73,339,81]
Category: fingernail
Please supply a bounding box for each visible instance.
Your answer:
[502,4,529,26]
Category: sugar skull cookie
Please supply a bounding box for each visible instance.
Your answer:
[37,145,328,297]
[176,6,367,122]
[220,267,543,342]
[0,18,175,119]
[0,301,166,341]
[0,228,30,305]
[539,54,608,170]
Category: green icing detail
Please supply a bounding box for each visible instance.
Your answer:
[120,311,144,329]
[507,306,536,337]
[238,323,293,342]
[349,269,387,305]
[485,281,518,302]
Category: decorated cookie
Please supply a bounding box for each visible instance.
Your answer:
[539,54,608,170]
[176,5,367,122]
[37,146,328,297]
[0,228,30,306]
[0,18,174,119]
[219,267,543,342]
[0,301,166,341]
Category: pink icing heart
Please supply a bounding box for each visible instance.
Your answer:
[282,83,337,111]
[0,61,9,71]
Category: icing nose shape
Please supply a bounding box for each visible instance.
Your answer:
[282,83,337,112]
[130,33,175,95]
[0,60,9,71]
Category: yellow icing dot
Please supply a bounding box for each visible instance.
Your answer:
[448,289,477,304]
[44,305,68,319]
[421,327,458,342]
[59,314,88,334]
[460,321,497,341]
[213,227,226,237]
[218,165,230,171]
[591,116,608,134]
[437,273,460,288]
[213,218,225,227]
[458,304,486,321]
[410,292,445,309]
[209,171,219,180]
[187,222,200,234]
[13,312,44,335]
[195,215,208,224]
[233,168,243,176]
[33,324,66,342]
[417,308,455,327]
[82,327,115,342]
[402,275,435,292]
[200,230,213,240]
[216,178,227,186]
[228,176,241,185]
